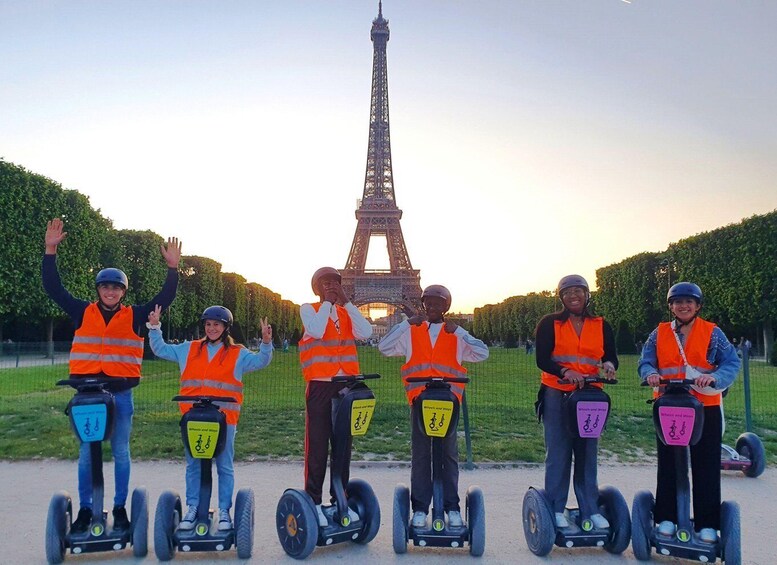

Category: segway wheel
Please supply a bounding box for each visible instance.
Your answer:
[466,485,486,557]
[736,432,766,478]
[130,487,148,557]
[522,488,555,556]
[45,491,71,564]
[720,501,741,565]
[276,489,317,560]
[598,485,630,554]
[346,478,381,544]
[235,488,255,559]
[631,490,654,561]
[392,484,409,554]
[154,490,181,562]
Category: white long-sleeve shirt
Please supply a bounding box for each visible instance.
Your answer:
[299,301,373,341]
[378,320,490,364]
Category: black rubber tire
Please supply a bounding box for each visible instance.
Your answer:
[45,491,71,564]
[735,432,766,478]
[631,490,654,561]
[521,487,555,556]
[720,500,741,565]
[347,478,381,544]
[276,489,318,560]
[130,487,148,557]
[154,490,181,562]
[598,485,630,554]
[235,488,255,559]
[466,485,486,557]
[392,484,409,554]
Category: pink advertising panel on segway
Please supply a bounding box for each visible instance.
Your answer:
[658,406,696,446]
[576,401,609,438]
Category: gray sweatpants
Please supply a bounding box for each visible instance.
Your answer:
[543,387,599,516]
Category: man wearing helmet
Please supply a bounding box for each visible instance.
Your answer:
[42,218,182,534]
[638,282,740,543]
[147,304,273,531]
[298,267,373,526]
[378,284,489,529]
[534,275,618,530]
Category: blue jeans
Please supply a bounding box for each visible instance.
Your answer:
[185,424,236,510]
[78,389,134,509]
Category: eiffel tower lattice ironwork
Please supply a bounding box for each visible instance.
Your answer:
[341,2,422,315]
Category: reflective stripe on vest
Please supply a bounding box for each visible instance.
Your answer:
[401,324,467,405]
[298,303,360,380]
[655,319,719,406]
[541,316,604,392]
[180,341,244,425]
[69,303,144,377]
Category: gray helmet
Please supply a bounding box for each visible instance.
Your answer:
[557,274,589,295]
[422,284,452,310]
[201,305,233,327]
[667,282,703,305]
[311,266,342,294]
[95,268,128,290]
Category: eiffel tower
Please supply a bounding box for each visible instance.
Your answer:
[341,2,422,316]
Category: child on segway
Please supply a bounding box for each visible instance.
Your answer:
[147,304,273,532]
[638,282,740,545]
[378,284,489,530]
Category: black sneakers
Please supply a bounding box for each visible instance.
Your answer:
[112,506,130,531]
[71,507,93,534]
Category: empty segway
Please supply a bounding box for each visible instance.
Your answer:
[632,378,741,563]
[522,376,630,557]
[154,395,254,561]
[45,378,148,564]
[719,388,766,478]
[392,376,485,557]
[276,374,381,560]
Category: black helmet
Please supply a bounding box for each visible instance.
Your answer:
[557,274,589,295]
[201,305,233,326]
[422,284,452,310]
[311,266,342,294]
[667,282,703,305]
[95,268,128,290]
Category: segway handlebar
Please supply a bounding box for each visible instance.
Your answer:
[405,376,470,384]
[330,373,381,383]
[171,394,239,404]
[57,377,128,391]
[557,376,618,386]
[640,377,715,388]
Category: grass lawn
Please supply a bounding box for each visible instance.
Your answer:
[1,347,775,463]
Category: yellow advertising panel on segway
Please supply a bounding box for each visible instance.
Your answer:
[351,399,376,436]
[421,399,454,437]
[186,421,220,459]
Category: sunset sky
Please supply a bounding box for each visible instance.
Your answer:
[2,1,775,313]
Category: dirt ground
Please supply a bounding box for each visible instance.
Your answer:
[3,460,773,564]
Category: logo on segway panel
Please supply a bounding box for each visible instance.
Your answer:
[91,523,104,536]
[341,515,351,527]
[581,518,593,532]
[285,514,298,536]
[71,405,108,442]
[186,421,220,458]
[196,523,208,536]
[351,399,376,436]
[658,407,696,446]
[433,518,445,531]
[422,400,454,437]
[677,529,691,542]
[576,401,608,438]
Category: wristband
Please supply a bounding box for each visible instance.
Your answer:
[146,322,161,330]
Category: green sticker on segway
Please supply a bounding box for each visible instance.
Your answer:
[91,523,104,536]
[433,518,445,531]
[677,529,690,542]
[351,399,375,436]
[422,400,454,437]
[186,421,220,459]
[582,518,593,532]
[196,523,208,536]
[341,515,351,527]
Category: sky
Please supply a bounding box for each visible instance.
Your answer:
[2,1,775,313]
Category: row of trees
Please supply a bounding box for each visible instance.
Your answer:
[0,160,302,344]
[474,210,777,360]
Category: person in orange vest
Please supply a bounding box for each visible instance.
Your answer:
[638,282,740,543]
[534,275,618,530]
[378,285,489,529]
[299,266,373,527]
[42,218,181,534]
[147,304,273,531]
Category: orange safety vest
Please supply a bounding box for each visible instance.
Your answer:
[655,319,720,407]
[298,303,360,381]
[400,324,467,405]
[69,303,144,377]
[179,340,244,425]
[541,316,604,392]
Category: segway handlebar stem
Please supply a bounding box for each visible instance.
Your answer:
[330,373,381,383]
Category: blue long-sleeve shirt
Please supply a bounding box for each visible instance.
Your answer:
[637,321,741,391]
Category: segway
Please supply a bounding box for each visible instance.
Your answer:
[631,378,741,563]
[721,432,765,477]
[522,376,630,557]
[276,374,381,560]
[154,395,254,560]
[45,378,148,564]
[392,376,485,557]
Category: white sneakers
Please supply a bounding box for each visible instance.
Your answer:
[411,511,428,528]
[590,513,610,529]
[555,512,570,528]
[657,520,676,536]
[447,510,464,528]
[179,505,198,530]
[315,505,328,527]
[218,509,232,531]
[698,527,718,543]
